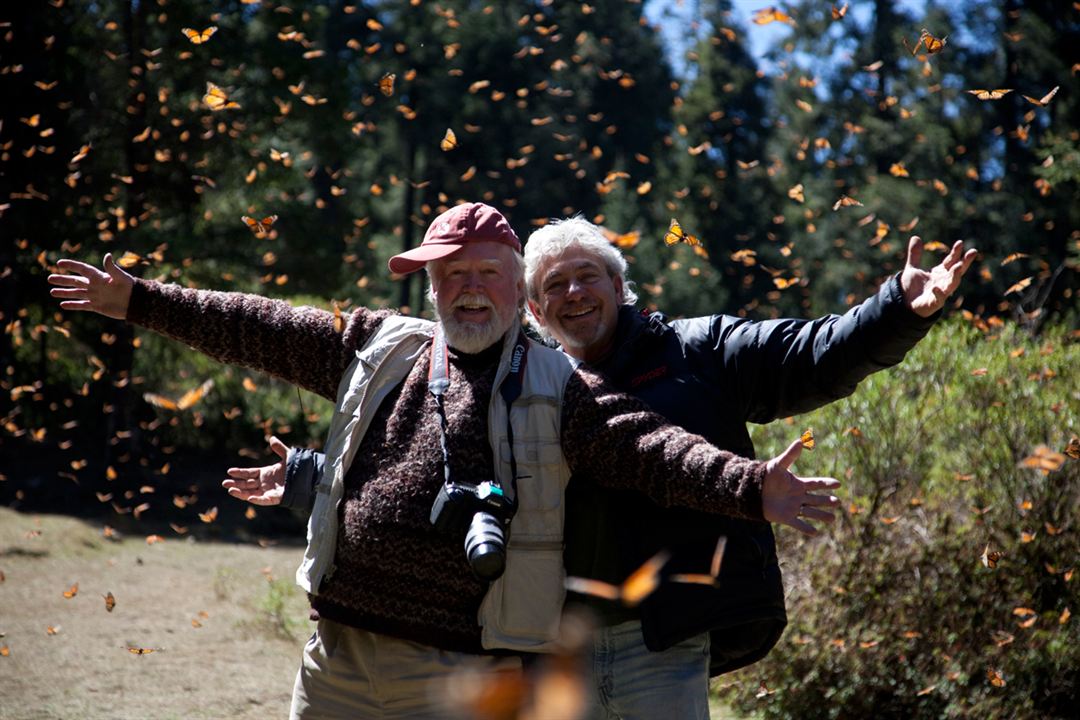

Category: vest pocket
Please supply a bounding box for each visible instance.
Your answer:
[479,540,565,650]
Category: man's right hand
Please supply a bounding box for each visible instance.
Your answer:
[222,436,288,506]
[47,253,135,320]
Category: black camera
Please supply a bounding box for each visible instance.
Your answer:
[430,481,516,581]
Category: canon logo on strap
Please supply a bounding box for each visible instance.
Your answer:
[509,343,525,374]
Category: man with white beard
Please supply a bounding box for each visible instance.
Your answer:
[48,202,840,719]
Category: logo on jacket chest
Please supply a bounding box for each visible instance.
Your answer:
[629,364,668,388]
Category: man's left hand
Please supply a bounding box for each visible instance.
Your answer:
[901,237,978,318]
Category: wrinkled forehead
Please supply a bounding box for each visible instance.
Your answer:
[540,246,608,279]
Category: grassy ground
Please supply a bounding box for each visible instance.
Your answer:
[0,506,310,720]
[0,505,751,719]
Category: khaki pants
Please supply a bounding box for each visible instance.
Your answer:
[289,619,523,719]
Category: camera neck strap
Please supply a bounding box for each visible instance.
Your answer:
[428,323,528,494]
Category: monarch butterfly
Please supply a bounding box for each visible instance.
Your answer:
[104,592,116,612]
[830,3,848,20]
[440,128,458,151]
[378,72,396,97]
[800,428,815,450]
[904,29,947,56]
[1019,444,1065,472]
[62,582,78,599]
[181,26,217,44]
[752,7,795,25]
[332,302,345,333]
[663,218,700,247]
[670,536,727,587]
[1004,276,1033,296]
[919,29,947,54]
[203,82,240,111]
[773,277,798,290]
[1065,436,1080,460]
[127,647,158,655]
[565,550,670,607]
[241,215,278,238]
[1022,85,1059,107]
[787,183,805,202]
[832,194,863,211]
[269,148,289,162]
[966,88,1012,100]
[611,230,641,249]
[198,506,219,524]
[143,379,214,412]
[981,543,1004,569]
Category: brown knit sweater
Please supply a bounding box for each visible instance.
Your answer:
[128,280,766,653]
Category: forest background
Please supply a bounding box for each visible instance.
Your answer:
[1,1,1078,718]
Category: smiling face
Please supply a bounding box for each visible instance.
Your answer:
[527,246,624,364]
[429,241,524,354]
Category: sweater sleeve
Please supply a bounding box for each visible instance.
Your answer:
[127,278,393,401]
[560,367,767,521]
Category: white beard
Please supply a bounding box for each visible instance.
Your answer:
[439,293,517,354]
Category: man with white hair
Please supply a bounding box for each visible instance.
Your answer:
[522,216,976,719]
[48,202,841,719]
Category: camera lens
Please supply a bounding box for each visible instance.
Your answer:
[464,512,506,581]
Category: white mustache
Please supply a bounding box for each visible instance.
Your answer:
[452,293,493,310]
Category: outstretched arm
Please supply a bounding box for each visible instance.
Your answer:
[47,253,134,320]
[900,237,978,317]
[47,253,390,401]
[563,370,840,536]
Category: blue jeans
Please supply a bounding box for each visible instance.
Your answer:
[585,620,711,720]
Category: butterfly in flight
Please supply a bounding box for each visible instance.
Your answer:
[832,194,863,211]
[565,550,670,607]
[181,26,217,44]
[664,218,700,247]
[143,379,214,412]
[103,592,116,612]
[966,88,1012,100]
[203,82,240,111]
[378,73,396,97]
[440,128,458,151]
[1022,85,1059,107]
[241,214,278,238]
[670,536,727,588]
[800,428,815,450]
[905,28,947,55]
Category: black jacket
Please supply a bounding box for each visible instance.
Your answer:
[563,274,937,676]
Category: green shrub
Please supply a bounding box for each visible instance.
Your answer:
[717,318,1079,719]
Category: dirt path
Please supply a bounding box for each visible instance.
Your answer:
[0,507,311,720]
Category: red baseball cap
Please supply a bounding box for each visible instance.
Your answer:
[388,202,521,275]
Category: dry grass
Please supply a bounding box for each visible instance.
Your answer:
[0,506,310,720]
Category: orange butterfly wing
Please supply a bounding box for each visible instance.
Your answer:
[241,215,278,237]
[378,73,396,97]
[182,26,217,44]
[440,128,458,151]
[203,82,239,111]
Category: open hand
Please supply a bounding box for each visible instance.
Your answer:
[900,237,978,318]
[762,439,840,535]
[47,253,135,320]
[222,436,288,506]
